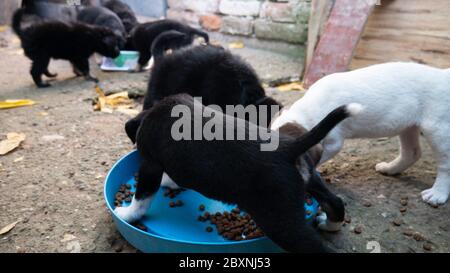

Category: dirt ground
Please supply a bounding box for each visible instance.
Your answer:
[0,27,449,253]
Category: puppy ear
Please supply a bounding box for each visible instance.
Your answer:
[125,110,150,144]
[255,96,283,125]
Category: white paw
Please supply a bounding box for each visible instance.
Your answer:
[421,188,449,205]
[114,206,142,223]
[316,213,342,232]
[375,162,398,175]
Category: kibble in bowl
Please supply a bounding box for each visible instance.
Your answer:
[105,150,320,253]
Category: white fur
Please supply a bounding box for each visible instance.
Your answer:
[114,195,153,223]
[316,212,342,232]
[115,173,180,223]
[160,173,180,189]
[272,62,450,205]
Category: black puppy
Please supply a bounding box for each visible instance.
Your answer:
[77,6,127,49]
[12,8,121,88]
[102,0,138,35]
[131,20,210,71]
[115,94,359,253]
[125,31,281,143]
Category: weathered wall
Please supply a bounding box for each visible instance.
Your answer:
[0,0,21,25]
[166,0,311,45]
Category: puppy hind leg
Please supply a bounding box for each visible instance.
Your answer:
[306,172,345,232]
[376,126,421,175]
[318,135,344,166]
[114,160,164,223]
[246,173,328,253]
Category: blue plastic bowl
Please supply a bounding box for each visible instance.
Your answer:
[104,150,319,253]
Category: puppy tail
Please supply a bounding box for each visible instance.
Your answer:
[12,8,25,37]
[151,30,189,65]
[285,103,363,160]
[191,29,210,44]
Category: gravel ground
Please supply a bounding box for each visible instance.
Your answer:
[0,27,448,253]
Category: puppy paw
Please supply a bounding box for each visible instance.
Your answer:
[375,162,399,175]
[114,206,143,223]
[37,82,51,88]
[316,213,342,232]
[85,76,99,83]
[421,188,449,206]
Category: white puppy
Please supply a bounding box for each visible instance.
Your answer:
[271,62,450,205]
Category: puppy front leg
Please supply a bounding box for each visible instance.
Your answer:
[44,69,58,78]
[114,160,163,223]
[376,126,421,175]
[135,53,151,72]
[422,161,450,205]
[306,172,345,232]
[31,57,51,88]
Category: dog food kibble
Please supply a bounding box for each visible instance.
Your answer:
[114,183,137,208]
[400,199,408,206]
[393,219,402,226]
[354,225,363,234]
[163,188,186,199]
[175,200,183,207]
[206,226,213,233]
[134,223,147,232]
[169,201,176,208]
[423,243,433,251]
[403,229,414,237]
[413,232,425,242]
[201,207,264,241]
[362,201,372,207]
[400,207,407,213]
[344,215,352,224]
[199,204,205,211]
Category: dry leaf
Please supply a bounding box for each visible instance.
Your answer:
[0,221,19,235]
[61,234,76,242]
[94,86,135,114]
[276,81,305,92]
[0,100,36,109]
[14,156,24,163]
[0,133,26,155]
[228,41,245,49]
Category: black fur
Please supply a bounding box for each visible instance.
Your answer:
[132,94,352,253]
[12,7,121,88]
[131,20,210,69]
[77,6,127,49]
[102,0,138,35]
[125,36,282,143]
